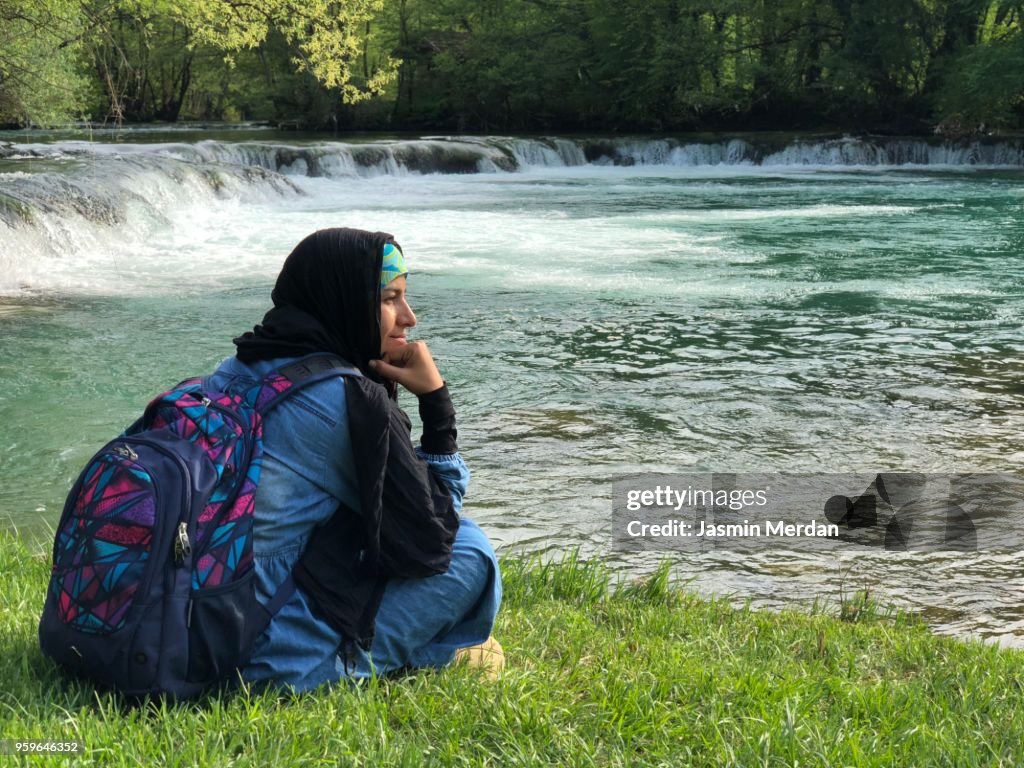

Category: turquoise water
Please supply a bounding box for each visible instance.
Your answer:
[2,134,1023,644]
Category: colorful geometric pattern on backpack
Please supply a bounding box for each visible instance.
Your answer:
[250,369,293,412]
[40,353,361,698]
[47,363,335,638]
[52,455,156,633]
[142,382,263,590]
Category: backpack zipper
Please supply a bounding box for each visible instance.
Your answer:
[174,522,191,566]
[140,391,252,569]
[122,436,193,570]
[114,444,139,461]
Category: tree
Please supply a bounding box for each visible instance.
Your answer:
[86,3,200,122]
[170,0,397,104]
[934,1,1024,128]
[0,0,91,125]
[3,0,397,125]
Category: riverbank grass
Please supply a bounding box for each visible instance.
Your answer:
[2,532,1023,766]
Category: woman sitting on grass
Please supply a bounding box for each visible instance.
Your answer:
[212,227,502,691]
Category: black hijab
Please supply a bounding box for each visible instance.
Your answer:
[234,228,459,661]
[235,227,389,384]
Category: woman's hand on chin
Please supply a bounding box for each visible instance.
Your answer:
[370,341,445,395]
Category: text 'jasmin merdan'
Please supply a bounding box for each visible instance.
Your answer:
[625,484,770,512]
[625,520,841,538]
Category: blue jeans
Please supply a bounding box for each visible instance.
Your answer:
[242,517,501,690]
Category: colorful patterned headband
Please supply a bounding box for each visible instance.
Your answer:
[380,242,408,289]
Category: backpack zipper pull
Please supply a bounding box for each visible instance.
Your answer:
[114,444,138,462]
[174,522,191,565]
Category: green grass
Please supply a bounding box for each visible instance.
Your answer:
[2,532,1023,767]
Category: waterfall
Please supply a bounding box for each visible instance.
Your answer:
[2,132,1022,294]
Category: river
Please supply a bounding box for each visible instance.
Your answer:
[2,127,1023,645]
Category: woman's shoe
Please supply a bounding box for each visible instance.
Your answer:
[454,636,504,678]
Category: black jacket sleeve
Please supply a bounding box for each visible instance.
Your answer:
[376,397,460,575]
[417,384,458,454]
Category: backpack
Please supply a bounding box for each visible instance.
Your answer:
[38,353,359,699]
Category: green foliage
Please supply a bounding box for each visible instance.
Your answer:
[171,0,397,104]
[80,0,397,124]
[371,0,1024,132]
[85,4,204,123]
[936,24,1024,127]
[4,0,1024,130]
[182,33,306,123]
[0,0,91,125]
[389,0,1020,132]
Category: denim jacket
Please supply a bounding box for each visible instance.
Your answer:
[205,355,474,689]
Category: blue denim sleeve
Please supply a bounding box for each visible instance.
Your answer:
[415,448,470,515]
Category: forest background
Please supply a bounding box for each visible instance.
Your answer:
[1,0,1022,135]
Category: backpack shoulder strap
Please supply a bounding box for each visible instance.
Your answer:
[247,353,362,415]
[237,354,362,645]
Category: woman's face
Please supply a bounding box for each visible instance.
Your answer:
[380,275,417,356]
